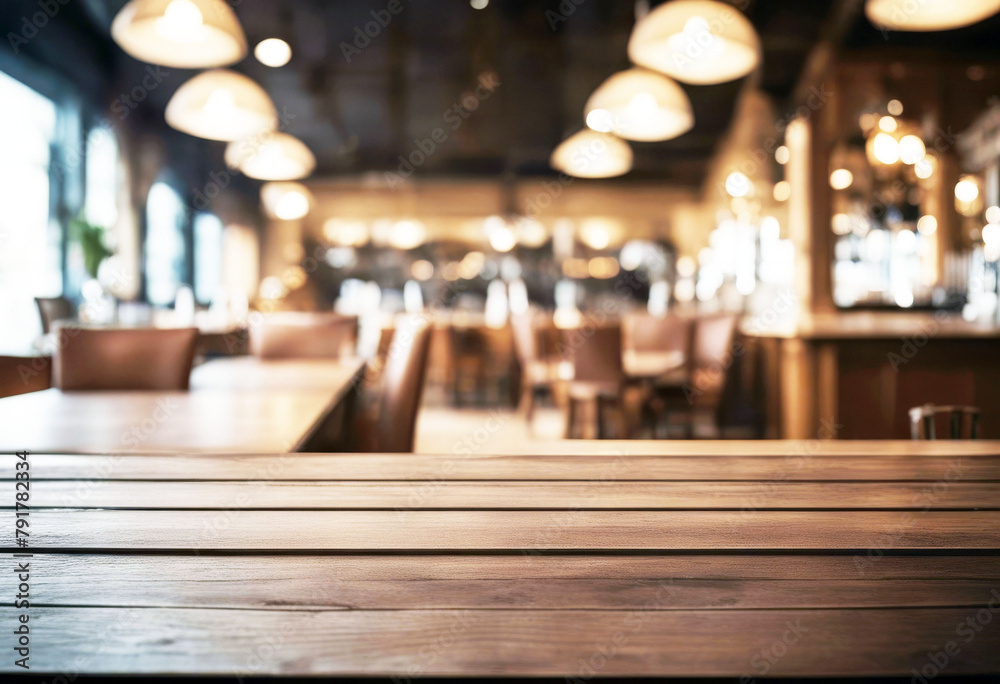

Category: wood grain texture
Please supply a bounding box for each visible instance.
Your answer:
[3,606,999,676]
[18,479,1000,510]
[0,359,365,454]
[1,449,993,481]
[24,554,1000,610]
[5,509,999,550]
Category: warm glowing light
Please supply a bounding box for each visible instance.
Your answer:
[984,223,1000,247]
[725,171,751,198]
[388,220,427,250]
[225,132,315,180]
[872,132,900,165]
[865,0,1000,32]
[955,177,980,203]
[760,216,780,241]
[517,219,547,247]
[550,130,633,178]
[772,180,791,202]
[261,182,311,220]
[281,265,307,290]
[829,169,854,190]
[774,145,790,165]
[878,116,898,132]
[917,215,937,235]
[111,0,247,68]
[914,156,934,179]
[579,221,612,250]
[887,99,904,116]
[459,252,486,279]
[628,0,761,85]
[584,68,694,142]
[898,135,926,165]
[561,258,591,279]
[166,70,277,141]
[488,224,518,252]
[411,259,435,281]
[254,38,292,67]
[588,257,620,279]
[832,213,852,235]
[323,219,370,247]
[259,276,287,300]
[470,0,489,9]
[987,206,1000,225]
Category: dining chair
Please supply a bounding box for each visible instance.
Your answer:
[622,312,693,437]
[249,312,359,359]
[52,326,200,391]
[373,315,433,452]
[510,312,560,429]
[909,404,980,439]
[35,296,74,334]
[562,323,625,439]
[0,356,51,399]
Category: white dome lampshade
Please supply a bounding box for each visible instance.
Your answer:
[111,0,247,68]
[865,0,1000,31]
[225,132,316,181]
[166,70,277,141]
[550,130,633,179]
[261,182,312,221]
[628,0,760,85]
[584,68,693,142]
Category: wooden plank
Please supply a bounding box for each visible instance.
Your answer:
[0,450,992,481]
[5,509,999,550]
[3,606,998,676]
[18,479,1000,510]
[0,359,365,454]
[22,554,1000,610]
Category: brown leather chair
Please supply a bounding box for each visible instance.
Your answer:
[622,312,692,358]
[35,296,74,334]
[373,315,433,452]
[0,356,51,398]
[53,327,199,391]
[249,312,359,359]
[909,404,980,439]
[561,323,625,439]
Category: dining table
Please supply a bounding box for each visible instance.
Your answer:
[1,440,998,678]
[0,357,366,454]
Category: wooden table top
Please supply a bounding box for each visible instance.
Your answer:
[0,358,365,454]
[1,442,998,678]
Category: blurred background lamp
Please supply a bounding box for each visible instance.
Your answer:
[261,182,311,220]
[584,68,693,142]
[865,0,1000,31]
[226,132,316,180]
[166,70,277,141]
[829,168,854,190]
[550,130,633,178]
[628,0,761,85]
[111,0,247,68]
[254,38,292,67]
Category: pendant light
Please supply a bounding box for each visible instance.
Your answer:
[865,0,1000,31]
[111,0,247,68]
[627,0,760,85]
[165,69,277,141]
[550,130,633,179]
[261,182,312,221]
[584,68,693,142]
[225,132,316,181]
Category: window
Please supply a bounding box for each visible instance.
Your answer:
[194,212,224,304]
[144,180,188,306]
[0,69,61,353]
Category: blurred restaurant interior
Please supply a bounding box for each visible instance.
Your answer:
[2,0,1000,680]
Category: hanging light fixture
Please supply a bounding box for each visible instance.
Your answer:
[584,68,693,142]
[550,130,633,179]
[261,182,312,221]
[627,0,760,85]
[225,132,316,181]
[166,70,277,141]
[865,0,1000,32]
[111,0,247,68]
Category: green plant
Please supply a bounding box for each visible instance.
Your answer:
[72,218,113,279]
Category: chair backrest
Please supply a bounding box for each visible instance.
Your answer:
[375,316,433,452]
[622,312,692,355]
[35,297,74,334]
[691,314,738,369]
[509,313,539,364]
[909,404,980,440]
[562,324,623,384]
[249,312,359,359]
[0,356,51,399]
[53,327,199,391]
